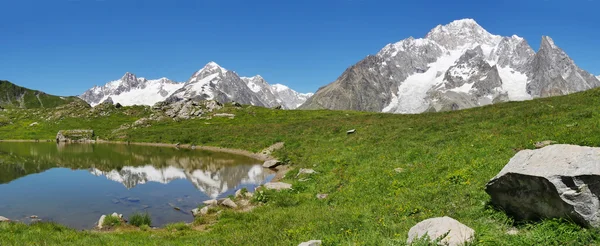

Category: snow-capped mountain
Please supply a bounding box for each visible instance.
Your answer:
[80,73,184,107]
[301,19,600,113]
[90,164,270,198]
[81,62,312,109]
[166,62,312,109]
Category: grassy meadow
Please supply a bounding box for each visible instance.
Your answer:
[2,88,600,245]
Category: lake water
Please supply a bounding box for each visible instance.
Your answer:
[0,142,274,229]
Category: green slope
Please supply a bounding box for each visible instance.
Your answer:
[2,89,600,245]
[0,80,84,109]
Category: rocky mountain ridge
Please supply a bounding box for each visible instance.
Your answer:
[301,19,600,113]
[80,62,312,109]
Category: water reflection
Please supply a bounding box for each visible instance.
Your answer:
[0,142,274,229]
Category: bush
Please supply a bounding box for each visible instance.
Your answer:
[140,224,151,231]
[129,212,152,227]
[102,215,121,227]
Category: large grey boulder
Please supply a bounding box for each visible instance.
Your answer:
[486,144,600,227]
[56,130,94,142]
[407,216,475,246]
[264,182,292,191]
[298,240,322,246]
[263,160,282,168]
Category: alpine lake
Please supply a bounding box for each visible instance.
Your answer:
[0,142,275,229]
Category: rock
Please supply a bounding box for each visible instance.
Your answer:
[296,168,316,177]
[127,197,140,203]
[347,129,356,134]
[264,182,292,191]
[232,102,242,108]
[111,213,123,219]
[214,113,235,119]
[534,140,556,148]
[407,216,475,246]
[97,215,106,229]
[192,206,211,217]
[394,168,404,173]
[56,130,94,142]
[235,189,246,199]
[30,215,38,219]
[486,144,600,227]
[203,199,218,206]
[263,160,282,168]
[0,216,10,222]
[506,227,519,235]
[298,240,322,246]
[274,105,283,110]
[245,192,254,198]
[29,122,38,127]
[221,198,238,208]
[316,194,328,199]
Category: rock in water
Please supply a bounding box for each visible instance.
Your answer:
[407,217,474,246]
[0,216,10,222]
[97,215,106,229]
[263,160,282,168]
[486,144,600,227]
[298,240,322,246]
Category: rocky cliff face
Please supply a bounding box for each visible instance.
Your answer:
[301,19,600,113]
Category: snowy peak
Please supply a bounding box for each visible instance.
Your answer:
[192,61,228,80]
[425,18,501,49]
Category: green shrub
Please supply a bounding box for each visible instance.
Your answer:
[129,212,152,227]
[139,224,151,231]
[102,215,121,227]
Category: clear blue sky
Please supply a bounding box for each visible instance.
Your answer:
[1,0,599,96]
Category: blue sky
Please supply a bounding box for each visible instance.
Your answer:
[1,0,599,96]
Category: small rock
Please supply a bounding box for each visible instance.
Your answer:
[264,182,292,191]
[222,198,238,209]
[506,227,519,235]
[394,168,404,173]
[235,189,244,198]
[203,199,218,206]
[30,215,38,219]
[97,215,106,229]
[347,129,356,135]
[111,213,123,219]
[263,159,282,168]
[245,192,254,198]
[127,197,140,203]
[407,216,474,246]
[316,194,328,199]
[174,207,181,211]
[534,140,556,149]
[298,240,322,246]
[29,122,38,127]
[296,168,316,177]
[0,216,10,222]
[214,113,235,119]
[239,200,250,207]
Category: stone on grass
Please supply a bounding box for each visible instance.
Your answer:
[316,194,328,199]
[0,216,10,222]
[298,240,322,246]
[203,199,218,206]
[486,144,600,227]
[407,216,474,246]
[534,140,556,148]
[347,129,356,134]
[296,168,316,177]
[222,198,238,209]
[264,182,292,191]
[263,160,282,168]
[394,168,404,173]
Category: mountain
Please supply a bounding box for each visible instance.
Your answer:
[80,73,184,107]
[166,62,312,109]
[301,19,600,113]
[81,62,312,109]
[0,80,83,109]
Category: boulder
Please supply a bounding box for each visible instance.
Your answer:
[192,206,211,217]
[296,168,316,177]
[56,130,94,142]
[97,215,106,229]
[214,113,235,119]
[298,240,322,246]
[221,198,238,209]
[347,129,356,134]
[486,144,600,227]
[407,216,474,246]
[0,216,10,222]
[263,160,282,168]
[235,189,252,199]
[264,182,292,191]
[203,199,218,206]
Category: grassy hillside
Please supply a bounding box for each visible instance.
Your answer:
[0,80,84,109]
[2,89,600,245]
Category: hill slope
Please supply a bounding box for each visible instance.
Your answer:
[0,80,84,109]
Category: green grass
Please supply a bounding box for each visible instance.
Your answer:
[0,80,82,109]
[129,212,152,227]
[165,222,191,232]
[3,89,600,244]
